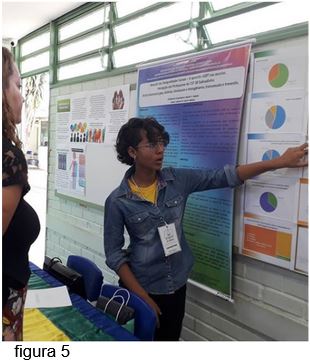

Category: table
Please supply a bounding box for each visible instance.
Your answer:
[23,262,138,341]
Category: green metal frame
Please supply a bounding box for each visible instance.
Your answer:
[15,2,308,87]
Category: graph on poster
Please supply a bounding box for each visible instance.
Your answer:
[260,192,278,213]
[265,105,286,129]
[262,149,280,161]
[268,63,289,88]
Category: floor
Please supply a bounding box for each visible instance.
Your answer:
[24,166,47,268]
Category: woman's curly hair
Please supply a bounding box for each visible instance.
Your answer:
[2,46,22,149]
[115,117,169,165]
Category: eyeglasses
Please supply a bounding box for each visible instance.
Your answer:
[136,140,168,150]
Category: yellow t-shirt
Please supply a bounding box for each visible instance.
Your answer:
[128,178,157,204]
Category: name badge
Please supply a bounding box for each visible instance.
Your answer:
[158,223,182,257]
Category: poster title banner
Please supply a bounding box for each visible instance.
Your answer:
[139,67,245,107]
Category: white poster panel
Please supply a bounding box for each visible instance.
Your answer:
[246,133,305,178]
[55,85,130,205]
[298,179,308,226]
[242,40,308,273]
[248,90,307,134]
[243,214,297,269]
[295,227,308,273]
[244,177,299,223]
[253,47,307,93]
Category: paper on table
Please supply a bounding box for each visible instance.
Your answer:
[25,286,72,308]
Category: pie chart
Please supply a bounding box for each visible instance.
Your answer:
[262,149,280,161]
[260,192,277,212]
[265,105,286,129]
[269,63,289,88]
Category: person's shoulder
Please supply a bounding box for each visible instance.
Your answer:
[2,137,29,191]
[2,137,26,165]
[161,166,177,174]
[105,185,124,203]
[161,166,189,178]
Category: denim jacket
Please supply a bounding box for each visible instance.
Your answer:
[104,165,243,294]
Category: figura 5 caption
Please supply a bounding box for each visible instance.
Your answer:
[14,345,70,360]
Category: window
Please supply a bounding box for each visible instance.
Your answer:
[21,31,50,56]
[58,55,107,80]
[21,52,49,73]
[207,2,309,44]
[59,31,109,61]
[17,2,308,82]
[115,2,200,43]
[211,1,241,11]
[114,30,197,68]
[59,7,107,41]
[115,1,157,18]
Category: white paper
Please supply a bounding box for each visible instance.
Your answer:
[295,227,308,273]
[248,90,307,134]
[25,286,72,308]
[302,166,308,179]
[242,213,297,269]
[244,177,299,222]
[55,85,130,203]
[243,215,297,269]
[253,47,307,93]
[298,180,308,225]
[246,133,304,177]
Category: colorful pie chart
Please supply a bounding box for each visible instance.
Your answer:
[260,192,277,213]
[268,63,289,88]
[265,105,286,129]
[262,149,280,161]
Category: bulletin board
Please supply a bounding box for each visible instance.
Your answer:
[239,37,308,275]
[54,85,131,208]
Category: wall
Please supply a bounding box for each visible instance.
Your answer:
[46,72,137,285]
[45,39,308,341]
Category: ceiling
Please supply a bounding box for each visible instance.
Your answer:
[2,1,86,41]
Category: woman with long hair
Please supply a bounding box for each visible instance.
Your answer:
[2,46,40,341]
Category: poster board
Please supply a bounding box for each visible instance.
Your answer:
[136,43,252,300]
[241,40,308,273]
[55,85,130,207]
[54,37,308,299]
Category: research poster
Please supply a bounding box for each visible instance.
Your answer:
[243,43,308,272]
[248,90,307,134]
[56,147,86,196]
[244,177,299,223]
[55,85,130,204]
[247,133,304,177]
[137,44,251,299]
[243,215,297,269]
[252,47,307,93]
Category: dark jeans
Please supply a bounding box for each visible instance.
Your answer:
[149,284,187,341]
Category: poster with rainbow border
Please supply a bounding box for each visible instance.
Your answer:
[137,44,251,299]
